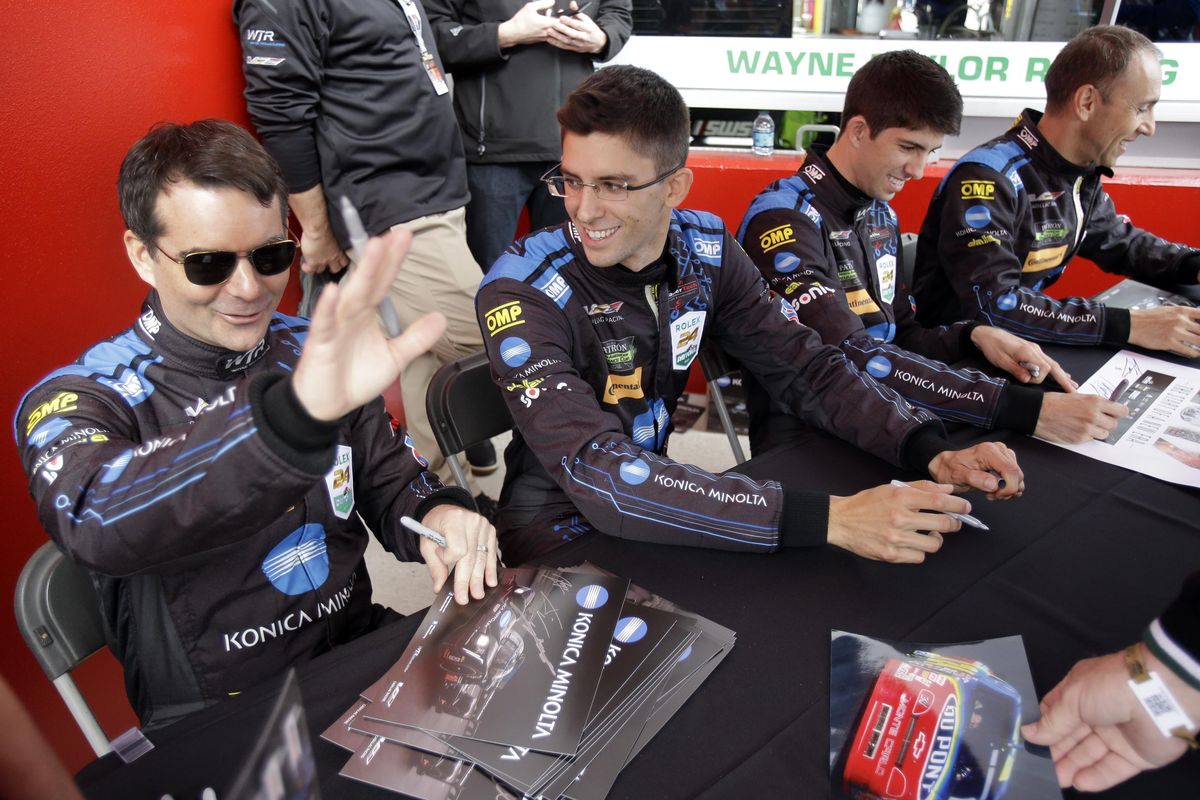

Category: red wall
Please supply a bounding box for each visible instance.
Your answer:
[0,2,280,773]
[2,6,1198,776]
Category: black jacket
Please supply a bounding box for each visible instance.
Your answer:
[425,0,632,163]
[738,146,1043,433]
[1148,572,1200,691]
[913,109,1199,344]
[235,0,470,246]
[14,294,469,727]
[476,210,952,554]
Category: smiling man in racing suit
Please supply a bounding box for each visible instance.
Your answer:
[14,121,497,729]
[739,51,1127,453]
[477,66,1026,568]
[912,26,1200,357]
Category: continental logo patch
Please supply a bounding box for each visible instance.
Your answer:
[1022,245,1068,273]
[960,180,995,201]
[845,289,881,316]
[603,367,644,405]
[484,300,524,336]
[25,392,79,436]
[758,223,796,253]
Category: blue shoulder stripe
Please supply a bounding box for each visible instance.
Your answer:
[936,140,1026,196]
[482,228,577,308]
[268,312,310,347]
[736,176,817,243]
[14,328,159,442]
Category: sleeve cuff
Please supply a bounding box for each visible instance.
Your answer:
[777,488,830,548]
[260,131,323,194]
[251,373,341,474]
[958,321,981,357]
[994,383,1043,435]
[412,487,476,526]
[1174,253,1200,285]
[902,424,952,474]
[1145,619,1200,692]
[1102,306,1131,346]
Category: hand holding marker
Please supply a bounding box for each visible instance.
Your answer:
[338,195,404,337]
[890,480,990,531]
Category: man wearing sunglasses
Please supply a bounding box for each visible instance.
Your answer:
[14,120,498,730]
[476,66,1025,568]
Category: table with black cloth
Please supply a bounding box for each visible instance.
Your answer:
[77,345,1200,799]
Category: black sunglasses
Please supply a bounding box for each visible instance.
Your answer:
[154,239,298,286]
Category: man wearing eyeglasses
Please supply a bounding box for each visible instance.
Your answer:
[476,66,1026,568]
[14,120,498,730]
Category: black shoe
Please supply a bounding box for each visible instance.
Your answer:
[473,493,500,525]
[464,440,498,476]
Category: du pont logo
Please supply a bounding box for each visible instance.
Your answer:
[918,696,960,799]
[959,180,995,201]
[575,584,610,610]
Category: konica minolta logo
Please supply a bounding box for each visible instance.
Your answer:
[262,524,330,595]
[618,458,651,485]
[613,616,647,643]
[576,584,610,609]
[500,336,531,368]
[866,355,893,378]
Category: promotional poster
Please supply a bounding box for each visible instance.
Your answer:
[829,630,1061,800]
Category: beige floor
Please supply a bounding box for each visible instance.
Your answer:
[365,426,750,615]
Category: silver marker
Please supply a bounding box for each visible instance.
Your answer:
[401,515,448,548]
[339,195,404,337]
[890,480,990,531]
[1109,379,1130,403]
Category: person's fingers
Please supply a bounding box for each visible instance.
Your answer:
[420,537,450,594]
[1046,359,1075,392]
[338,230,413,312]
[387,312,447,371]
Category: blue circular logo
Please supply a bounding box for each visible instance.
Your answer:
[262,524,330,596]
[964,205,992,229]
[500,336,531,368]
[613,617,648,644]
[678,644,694,663]
[27,417,72,449]
[865,355,893,379]
[996,292,1018,311]
[618,459,651,485]
[576,584,610,609]
[716,375,732,388]
[774,252,802,274]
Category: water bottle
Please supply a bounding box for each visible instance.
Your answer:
[752,111,775,156]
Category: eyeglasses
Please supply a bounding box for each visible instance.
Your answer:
[154,238,298,286]
[541,162,685,201]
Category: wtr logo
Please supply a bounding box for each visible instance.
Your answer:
[576,584,609,609]
[262,524,330,595]
[613,617,648,644]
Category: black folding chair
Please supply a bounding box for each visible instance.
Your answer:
[426,350,514,489]
[900,232,918,292]
[14,541,112,756]
[698,344,748,465]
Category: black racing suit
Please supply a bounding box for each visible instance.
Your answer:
[738,146,1042,454]
[235,0,470,244]
[1148,572,1200,692]
[913,109,1200,344]
[14,294,470,728]
[475,210,954,565]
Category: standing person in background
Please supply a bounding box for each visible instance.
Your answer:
[235,0,502,502]
[425,0,632,273]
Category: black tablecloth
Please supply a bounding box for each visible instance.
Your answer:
[78,346,1200,799]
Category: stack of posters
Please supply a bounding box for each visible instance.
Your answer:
[829,630,1061,800]
[1093,278,1196,310]
[1046,349,1200,488]
[324,565,735,798]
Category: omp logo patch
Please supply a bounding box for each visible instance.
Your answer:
[959,180,995,200]
[603,367,644,404]
[1022,245,1067,273]
[759,223,796,252]
[484,300,525,336]
[25,392,79,435]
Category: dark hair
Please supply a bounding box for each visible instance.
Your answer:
[557,66,690,173]
[1045,26,1160,111]
[118,119,288,247]
[842,50,962,137]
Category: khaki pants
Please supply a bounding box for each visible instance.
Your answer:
[387,207,484,493]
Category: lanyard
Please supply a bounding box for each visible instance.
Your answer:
[393,0,430,59]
